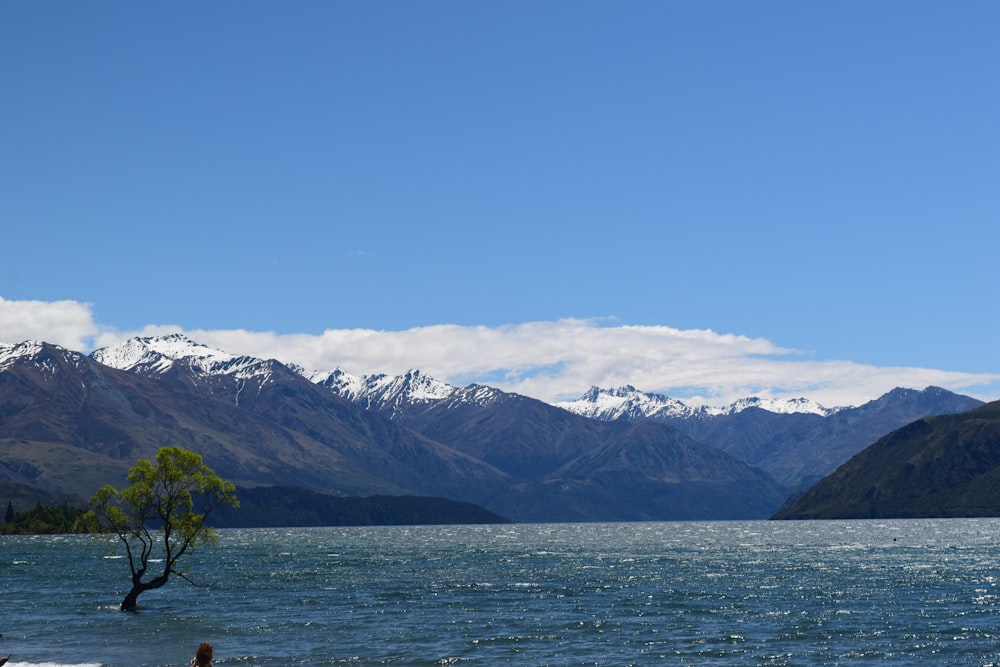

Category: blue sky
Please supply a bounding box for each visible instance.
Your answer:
[1,1,998,407]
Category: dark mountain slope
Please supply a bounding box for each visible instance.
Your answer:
[0,343,509,508]
[340,381,791,521]
[488,421,789,522]
[115,354,512,503]
[387,388,609,480]
[773,400,1000,519]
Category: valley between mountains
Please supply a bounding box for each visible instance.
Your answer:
[0,334,986,524]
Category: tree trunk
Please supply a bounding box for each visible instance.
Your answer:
[120,572,171,611]
[121,586,142,612]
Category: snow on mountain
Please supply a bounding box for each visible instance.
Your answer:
[0,340,92,377]
[91,335,478,415]
[0,340,46,371]
[447,383,509,408]
[307,364,515,417]
[92,333,281,384]
[717,396,836,417]
[308,367,366,400]
[87,334,838,419]
[555,385,700,421]
[364,369,454,402]
[557,385,837,420]
[310,367,467,416]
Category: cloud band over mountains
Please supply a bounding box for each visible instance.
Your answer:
[2,296,998,408]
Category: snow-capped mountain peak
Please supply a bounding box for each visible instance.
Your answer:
[449,383,508,407]
[0,340,91,376]
[310,368,458,416]
[372,369,455,401]
[308,367,366,400]
[557,385,837,420]
[555,386,699,421]
[712,396,835,417]
[307,366,512,416]
[92,333,234,372]
[0,340,47,371]
[92,333,280,384]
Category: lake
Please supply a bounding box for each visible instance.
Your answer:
[2,519,1000,665]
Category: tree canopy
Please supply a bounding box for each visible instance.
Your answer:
[87,446,238,611]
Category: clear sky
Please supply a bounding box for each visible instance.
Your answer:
[1,1,998,407]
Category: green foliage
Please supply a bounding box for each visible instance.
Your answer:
[0,500,91,535]
[86,446,239,610]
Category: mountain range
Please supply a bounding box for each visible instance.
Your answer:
[556,385,982,490]
[0,334,985,523]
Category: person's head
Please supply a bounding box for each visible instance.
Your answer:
[196,642,213,666]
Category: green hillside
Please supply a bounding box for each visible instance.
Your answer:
[773,401,1000,519]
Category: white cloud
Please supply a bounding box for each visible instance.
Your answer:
[5,298,999,408]
[0,296,101,350]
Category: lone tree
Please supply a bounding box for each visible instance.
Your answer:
[87,446,239,611]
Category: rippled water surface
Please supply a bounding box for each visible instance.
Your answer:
[3,519,1000,666]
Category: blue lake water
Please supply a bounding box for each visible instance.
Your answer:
[2,519,1000,666]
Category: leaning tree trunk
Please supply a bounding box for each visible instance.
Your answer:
[121,572,171,611]
[121,586,142,612]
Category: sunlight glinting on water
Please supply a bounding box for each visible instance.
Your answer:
[2,520,1000,666]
